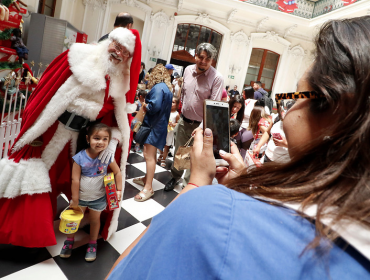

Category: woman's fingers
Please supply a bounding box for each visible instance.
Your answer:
[192,127,204,155]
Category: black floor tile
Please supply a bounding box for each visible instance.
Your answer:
[0,245,52,278]
[55,195,70,221]
[127,153,145,164]
[141,218,152,227]
[125,165,145,179]
[152,189,178,207]
[54,239,119,280]
[153,171,173,185]
[123,182,140,200]
[116,208,140,231]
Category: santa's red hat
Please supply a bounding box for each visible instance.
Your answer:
[109,27,136,55]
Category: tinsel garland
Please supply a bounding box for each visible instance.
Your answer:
[0,62,22,70]
[0,28,13,41]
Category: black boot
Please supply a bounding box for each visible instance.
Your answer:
[164,178,178,191]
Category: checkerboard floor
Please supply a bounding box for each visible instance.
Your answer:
[0,148,183,280]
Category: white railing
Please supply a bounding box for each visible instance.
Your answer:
[0,73,32,159]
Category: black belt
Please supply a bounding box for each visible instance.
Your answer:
[181,114,201,125]
[58,110,90,132]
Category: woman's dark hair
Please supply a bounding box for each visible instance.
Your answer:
[12,28,21,37]
[243,86,254,100]
[227,16,370,249]
[229,95,245,123]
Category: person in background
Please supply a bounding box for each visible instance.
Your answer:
[158,97,180,167]
[253,81,268,100]
[138,62,145,84]
[221,88,228,101]
[229,95,245,124]
[164,43,224,191]
[229,118,240,144]
[248,103,273,157]
[236,86,257,159]
[98,12,134,42]
[133,90,147,153]
[253,100,289,163]
[173,77,183,98]
[229,85,239,98]
[132,64,173,201]
[165,64,176,83]
[106,17,370,280]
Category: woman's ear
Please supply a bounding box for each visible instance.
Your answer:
[86,135,89,144]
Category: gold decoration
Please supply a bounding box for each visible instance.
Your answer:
[38,62,43,68]
[3,74,12,87]
[15,75,22,87]
[30,61,35,67]
[25,75,31,85]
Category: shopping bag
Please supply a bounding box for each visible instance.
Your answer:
[131,105,146,132]
[174,136,193,171]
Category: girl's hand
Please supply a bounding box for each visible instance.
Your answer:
[215,142,246,185]
[116,190,122,202]
[273,136,288,148]
[189,127,216,186]
[70,199,79,209]
[253,145,261,158]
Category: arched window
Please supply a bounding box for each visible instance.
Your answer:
[244,48,280,92]
[171,24,222,69]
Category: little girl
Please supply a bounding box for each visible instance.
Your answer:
[60,123,122,262]
[248,106,272,157]
[158,97,180,167]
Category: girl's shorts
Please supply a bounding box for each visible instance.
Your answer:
[79,195,107,211]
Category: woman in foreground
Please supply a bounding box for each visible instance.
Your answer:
[106,17,370,279]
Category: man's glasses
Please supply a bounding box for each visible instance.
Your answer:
[113,42,130,57]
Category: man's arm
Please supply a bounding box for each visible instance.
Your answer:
[210,75,224,101]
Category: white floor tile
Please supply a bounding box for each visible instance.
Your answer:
[46,220,91,257]
[126,178,165,191]
[121,197,165,222]
[108,223,146,254]
[2,259,67,280]
[131,162,167,173]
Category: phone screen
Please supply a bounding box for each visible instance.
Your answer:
[205,103,230,159]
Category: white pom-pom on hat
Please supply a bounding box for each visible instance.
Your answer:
[109,27,136,55]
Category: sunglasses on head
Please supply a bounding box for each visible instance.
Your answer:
[275,91,325,109]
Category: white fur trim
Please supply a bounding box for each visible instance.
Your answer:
[12,76,85,152]
[0,158,51,198]
[111,128,123,146]
[42,123,77,170]
[126,103,137,114]
[108,28,136,55]
[68,42,109,90]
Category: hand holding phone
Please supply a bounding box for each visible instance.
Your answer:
[203,100,230,166]
[272,133,282,140]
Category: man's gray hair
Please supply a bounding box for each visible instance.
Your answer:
[195,43,218,60]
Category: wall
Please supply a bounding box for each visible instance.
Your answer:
[51,0,370,97]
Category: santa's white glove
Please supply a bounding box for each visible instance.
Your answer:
[99,138,118,164]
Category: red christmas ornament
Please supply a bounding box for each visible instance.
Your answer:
[342,0,357,6]
[276,0,298,13]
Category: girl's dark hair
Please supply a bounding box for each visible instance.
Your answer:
[76,122,112,154]
[243,86,254,100]
[229,95,245,123]
[247,106,264,135]
[227,16,370,249]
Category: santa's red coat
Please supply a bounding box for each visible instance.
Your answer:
[0,30,141,247]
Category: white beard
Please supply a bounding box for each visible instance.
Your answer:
[99,40,126,78]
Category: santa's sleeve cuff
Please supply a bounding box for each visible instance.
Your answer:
[111,128,123,146]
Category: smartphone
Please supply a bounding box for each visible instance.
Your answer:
[272,133,282,140]
[203,100,230,166]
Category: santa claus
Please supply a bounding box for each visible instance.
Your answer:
[0,27,141,247]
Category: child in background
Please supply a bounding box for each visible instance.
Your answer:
[248,105,272,158]
[158,97,180,167]
[133,90,147,153]
[60,123,122,262]
[229,118,241,144]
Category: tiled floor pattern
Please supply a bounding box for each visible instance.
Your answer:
[0,149,182,280]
